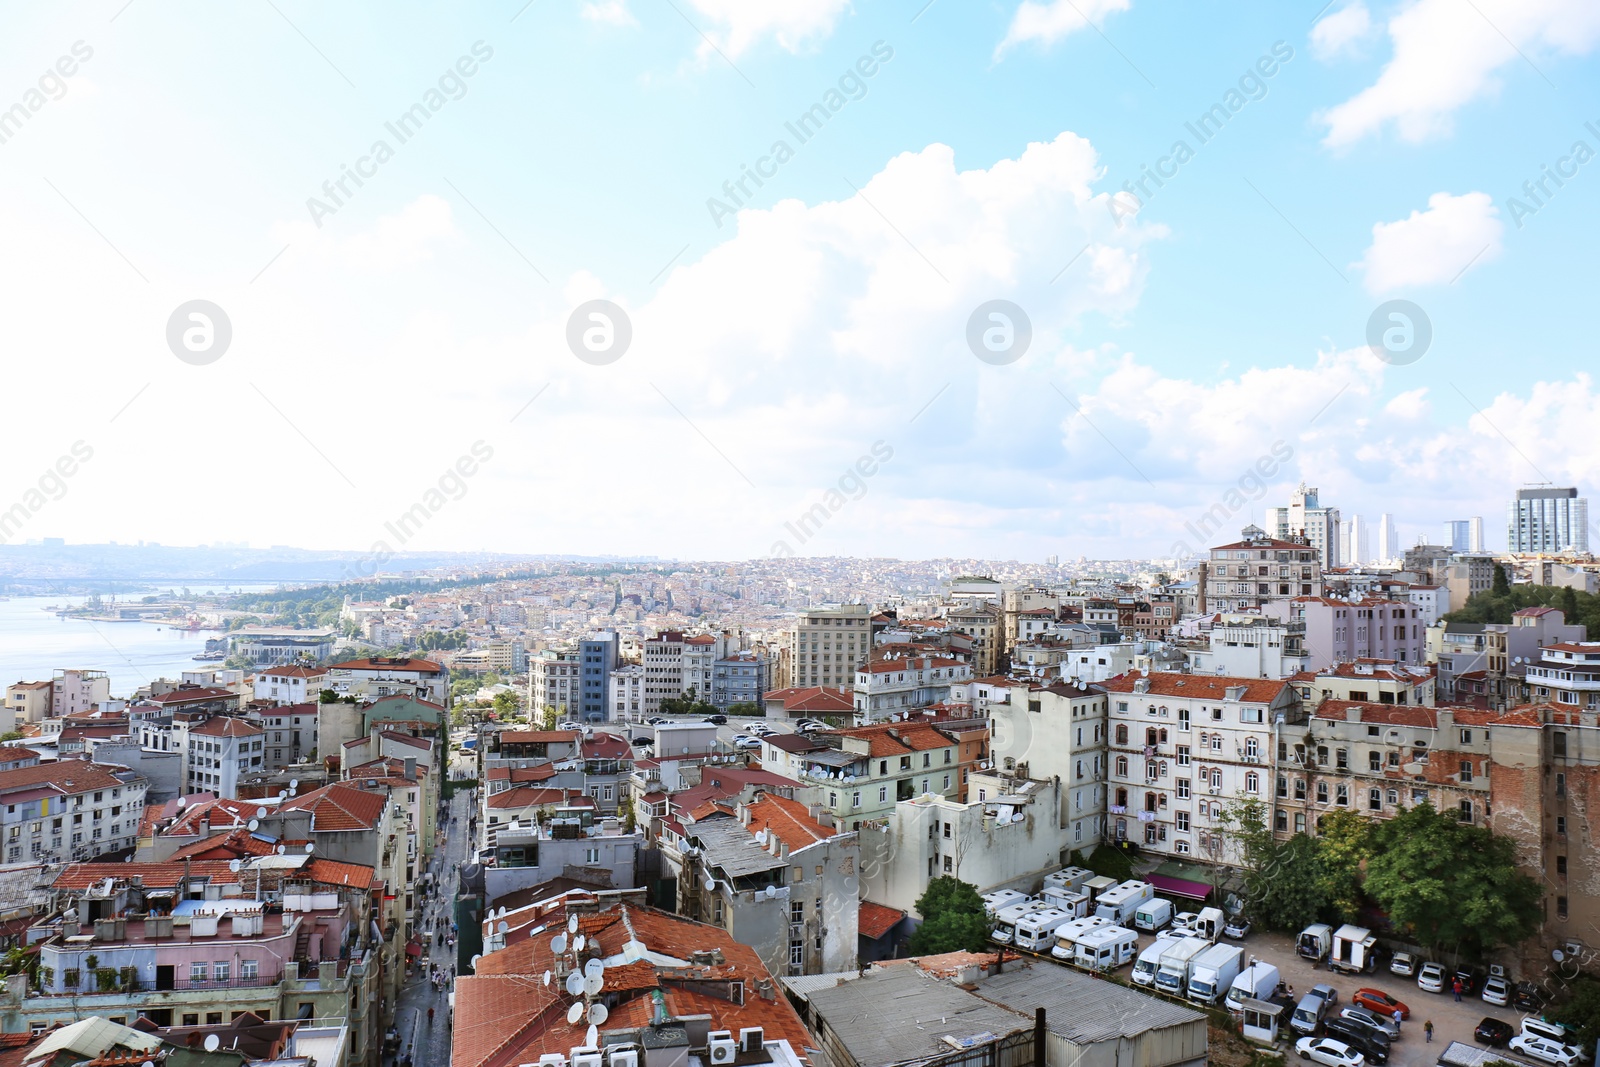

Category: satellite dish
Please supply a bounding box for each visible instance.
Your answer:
[551,934,567,954]
[584,958,604,978]
[588,1003,608,1026]
[142,1061,155,1067]
[574,934,587,953]
[585,1023,598,1048]
[765,886,777,899]
[1554,948,1567,962]
[471,954,482,968]
[565,971,585,997]
[305,843,315,854]
[228,860,242,873]
[177,797,187,808]
[566,1002,584,1025]
[277,845,286,854]
[497,921,510,934]
[290,778,299,789]
[248,819,259,831]
[256,807,267,819]
[542,970,551,987]
[203,1036,220,1053]
[584,973,603,996]
[705,878,717,892]
[497,907,508,918]
[567,915,579,934]
[278,790,288,800]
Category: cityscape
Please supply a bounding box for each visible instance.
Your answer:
[4,3,1600,1067]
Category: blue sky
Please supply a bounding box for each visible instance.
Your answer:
[1,0,1597,562]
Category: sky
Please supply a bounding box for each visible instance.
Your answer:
[1,0,1597,564]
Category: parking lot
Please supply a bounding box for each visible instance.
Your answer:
[1128,926,1532,1066]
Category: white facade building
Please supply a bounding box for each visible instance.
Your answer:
[1267,484,1341,568]
[610,663,645,721]
[252,665,327,706]
[853,656,973,719]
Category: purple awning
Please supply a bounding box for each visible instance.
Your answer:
[1148,874,1213,901]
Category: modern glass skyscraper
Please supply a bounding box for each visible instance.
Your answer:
[1509,488,1589,554]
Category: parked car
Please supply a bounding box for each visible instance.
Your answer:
[704,714,727,725]
[1351,988,1409,1020]
[1454,966,1484,995]
[1521,1020,1589,1061]
[1482,974,1510,1006]
[1310,984,1341,1011]
[1417,962,1446,993]
[746,722,776,736]
[1295,1037,1365,1067]
[733,734,762,749]
[558,720,582,730]
[1224,915,1253,939]
[646,717,665,725]
[796,718,825,731]
[1389,952,1418,978]
[1475,1018,1514,1047]
[1338,1007,1400,1041]
[631,735,654,747]
[1322,1019,1390,1064]
[1514,981,1549,1012]
[1171,911,1198,935]
[1511,1034,1581,1066]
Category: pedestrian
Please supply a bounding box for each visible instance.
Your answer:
[1392,1008,1402,1033]
[428,1007,435,1027]
[1452,979,1463,1002]
[1424,1020,1434,1043]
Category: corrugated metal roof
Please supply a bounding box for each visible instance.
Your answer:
[976,963,1206,1042]
[780,971,862,996]
[687,819,788,879]
[803,965,1030,1066]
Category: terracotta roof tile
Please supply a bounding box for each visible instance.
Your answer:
[1099,671,1290,704]
[857,900,905,940]
[279,782,387,831]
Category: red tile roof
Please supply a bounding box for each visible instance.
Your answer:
[150,686,237,704]
[258,666,326,678]
[746,794,835,852]
[280,782,387,831]
[191,716,263,738]
[328,657,444,673]
[305,857,380,889]
[857,900,906,940]
[54,860,240,891]
[485,787,580,810]
[1100,671,1290,704]
[497,730,578,744]
[166,829,279,861]
[764,686,854,712]
[485,765,557,784]
[0,760,129,799]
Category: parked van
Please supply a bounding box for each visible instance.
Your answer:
[1225,961,1280,1015]
[1073,925,1139,972]
[1050,915,1111,960]
[1289,989,1332,1036]
[1133,898,1174,933]
[1521,1018,1585,1056]
[1132,940,1168,987]
[1012,907,1075,953]
[1330,924,1381,974]
[1192,906,1226,941]
[1297,922,1334,961]
[1154,936,1211,996]
[1094,880,1156,924]
[981,889,1028,919]
[1082,874,1117,901]
[990,900,1047,944]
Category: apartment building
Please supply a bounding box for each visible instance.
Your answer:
[252,666,328,706]
[577,631,618,720]
[945,605,1000,677]
[323,656,447,707]
[1523,641,1600,708]
[1198,527,1324,613]
[712,649,769,710]
[184,716,265,798]
[762,721,966,829]
[256,703,316,769]
[1510,486,1590,554]
[987,681,1107,851]
[610,662,644,720]
[6,681,53,727]
[528,646,581,716]
[1288,660,1436,707]
[1185,614,1309,678]
[642,631,688,715]
[788,604,872,690]
[52,670,111,716]
[0,760,148,865]
[1264,596,1427,668]
[678,794,859,977]
[680,632,727,703]
[852,655,973,720]
[1101,672,1299,865]
[1266,483,1342,568]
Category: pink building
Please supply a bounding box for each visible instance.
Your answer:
[1264,596,1426,670]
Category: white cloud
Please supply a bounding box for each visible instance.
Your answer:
[276,194,459,271]
[1310,2,1372,60]
[1320,0,1600,147]
[995,0,1132,59]
[1357,191,1502,292]
[580,1,638,28]
[684,0,852,60]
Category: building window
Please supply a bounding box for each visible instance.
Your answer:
[1244,772,1259,794]
[1460,729,1473,744]
[1335,784,1349,806]
[1557,856,1568,876]
[240,960,258,980]
[1459,800,1474,822]
[1176,779,1189,800]
[1316,782,1328,804]
[1369,789,1382,811]
[1176,811,1190,831]
[1275,809,1288,832]
[1558,896,1569,920]
[852,791,861,808]
[1176,745,1190,766]
[1115,756,1128,777]
[214,962,230,982]
[789,941,804,967]
[878,787,887,803]
[1276,775,1287,798]
[190,963,207,983]
[943,855,953,872]
[1294,812,1306,833]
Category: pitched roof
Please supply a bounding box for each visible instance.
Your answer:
[857,900,905,940]
[1099,671,1290,704]
[497,730,578,744]
[327,657,444,673]
[0,760,131,799]
[191,716,263,738]
[746,794,837,852]
[279,781,387,831]
[258,666,326,678]
[54,860,241,891]
[304,857,380,889]
[764,686,854,712]
[485,787,581,810]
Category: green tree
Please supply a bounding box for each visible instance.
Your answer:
[1314,809,1373,924]
[1215,799,1326,932]
[1364,803,1541,958]
[908,876,991,955]
[492,691,520,720]
[617,793,637,834]
[1560,585,1581,620]
[1492,562,1511,597]
[1553,975,1600,1050]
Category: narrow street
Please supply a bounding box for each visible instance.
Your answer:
[394,740,477,1067]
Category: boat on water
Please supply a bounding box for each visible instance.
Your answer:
[192,651,227,662]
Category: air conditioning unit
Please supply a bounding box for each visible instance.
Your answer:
[1208,786,1222,795]
[608,1053,638,1067]
[570,1051,602,1067]
[739,1028,765,1053]
[708,1032,737,1065]
[536,1057,567,1067]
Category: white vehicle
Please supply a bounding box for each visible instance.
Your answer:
[1133,898,1173,933]
[1049,915,1112,960]
[990,900,1047,945]
[1082,874,1118,901]
[1481,973,1509,1006]
[1073,925,1139,971]
[1389,951,1418,977]
[1012,907,1075,953]
[1043,866,1093,894]
[1171,911,1198,935]
[1186,942,1244,1005]
[1294,1037,1365,1067]
[1298,923,1334,961]
[1416,961,1446,993]
[1153,935,1211,996]
[1131,939,1169,987]
[1093,880,1156,924]
[557,720,582,730]
[1192,906,1226,941]
[982,889,1028,919]
[1039,886,1090,918]
[1330,924,1381,974]
[1511,1034,1580,1066]
[1226,961,1281,1015]
[1521,1020,1589,1061]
